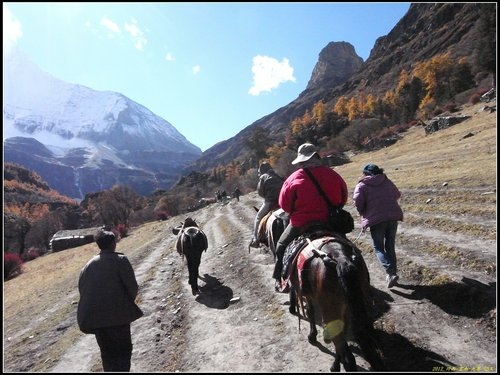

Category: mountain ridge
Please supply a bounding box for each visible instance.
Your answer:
[188,3,493,172]
[3,48,202,198]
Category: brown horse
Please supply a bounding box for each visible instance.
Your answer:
[173,217,208,295]
[286,230,384,372]
[255,207,289,259]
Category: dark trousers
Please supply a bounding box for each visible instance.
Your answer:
[369,220,399,276]
[272,224,301,280]
[94,324,133,372]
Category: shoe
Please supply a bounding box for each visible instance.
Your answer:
[387,274,399,288]
[274,280,280,292]
[275,279,290,293]
[249,239,260,248]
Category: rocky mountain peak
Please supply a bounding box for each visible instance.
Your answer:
[306,41,363,91]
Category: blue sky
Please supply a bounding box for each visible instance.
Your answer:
[3,2,410,152]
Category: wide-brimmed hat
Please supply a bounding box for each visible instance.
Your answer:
[291,143,319,165]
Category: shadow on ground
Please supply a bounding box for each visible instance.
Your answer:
[195,273,233,309]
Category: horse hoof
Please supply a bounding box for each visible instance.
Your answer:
[192,288,200,295]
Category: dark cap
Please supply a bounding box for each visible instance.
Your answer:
[363,164,383,175]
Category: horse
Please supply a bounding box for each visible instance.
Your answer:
[253,207,289,258]
[284,228,385,372]
[172,217,208,295]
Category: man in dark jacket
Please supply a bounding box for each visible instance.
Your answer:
[77,229,143,372]
[249,162,284,248]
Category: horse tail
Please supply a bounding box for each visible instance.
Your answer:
[331,248,385,371]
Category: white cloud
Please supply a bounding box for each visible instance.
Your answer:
[3,4,23,56]
[124,19,147,51]
[164,52,175,61]
[192,65,201,75]
[248,55,296,96]
[100,17,120,35]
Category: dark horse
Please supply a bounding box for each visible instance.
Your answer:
[173,217,208,295]
[286,229,385,372]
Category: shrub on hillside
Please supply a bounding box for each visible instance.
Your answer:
[114,224,128,238]
[22,247,41,261]
[4,252,24,280]
[155,210,169,221]
[469,93,482,105]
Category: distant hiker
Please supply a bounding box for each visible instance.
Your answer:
[250,162,284,248]
[233,187,242,201]
[77,229,143,372]
[353,163,404,289]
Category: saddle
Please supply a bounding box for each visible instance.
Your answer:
[257,211,274,242]
[257,208,289,243]
[281,226,352,292]
[174,218,208,256]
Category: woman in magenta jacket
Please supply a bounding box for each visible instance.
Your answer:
[272,143,348,291]
[353,164,403,288]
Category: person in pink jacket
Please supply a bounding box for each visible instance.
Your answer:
[353,164,404,288]
[272,143,348,291]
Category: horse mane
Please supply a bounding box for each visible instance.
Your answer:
[323,242,383,370]
[324,243,372,325]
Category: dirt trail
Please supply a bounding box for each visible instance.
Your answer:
[44,190,495,373]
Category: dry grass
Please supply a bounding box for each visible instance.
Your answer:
[336,103,496,191]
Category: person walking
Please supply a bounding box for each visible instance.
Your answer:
[353,164,404,288]
[272,143,348,291]
[249,162,284,248]
[233,187,242,202]
[77,229,143,372]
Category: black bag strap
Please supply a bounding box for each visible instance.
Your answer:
[303,168,338,209]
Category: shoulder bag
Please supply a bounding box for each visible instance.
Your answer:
[303,168,354,234]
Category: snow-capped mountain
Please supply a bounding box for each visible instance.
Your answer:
[3,47,202,199]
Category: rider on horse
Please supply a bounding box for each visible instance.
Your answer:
[272,143,349,292]
[249,162,284,248]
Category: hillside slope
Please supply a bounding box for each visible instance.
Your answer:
[3,102,496,372]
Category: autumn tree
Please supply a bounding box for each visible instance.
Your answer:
[25,210,64,252]
[245,125,270,166]
[346,97,360,121]
[225,160,241,181]
[333,96,349,117]
[266,144,287,168]
[89,185,142,229]
[392,69,424,124]
[312,101,326,124]
[476,3,496,79]
[364,94,377,118]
